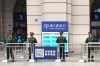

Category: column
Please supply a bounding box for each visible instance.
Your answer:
[2,0,14,39]
[0,0,3,41]
[42,0,67,21]
[71,0,90,43]
[67,0,72,43]
[27,0,42,43]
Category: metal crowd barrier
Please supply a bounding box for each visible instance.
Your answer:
[56,42,100,62]
[56,43,87,62]
[0,42,5,62]
[1,42,100,62]
[87,42,100,62]
[5,43,30,62]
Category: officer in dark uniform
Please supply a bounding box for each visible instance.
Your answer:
[4,33,14,62]
[56,31,67,62]
[85,32,95,62]
[28,32,37,61]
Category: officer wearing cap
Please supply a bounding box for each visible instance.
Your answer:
[28,32,37,61]
[4,33,14,62]
[56,31,67,62]
[85,32,95,62]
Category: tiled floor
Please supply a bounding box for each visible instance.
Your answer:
[0,62,100,66]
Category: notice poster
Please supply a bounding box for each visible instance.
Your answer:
[42,21,68,53]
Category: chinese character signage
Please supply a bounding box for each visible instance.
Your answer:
[34,47,57,60]
[42,21,69,55]
[42,22,68,32]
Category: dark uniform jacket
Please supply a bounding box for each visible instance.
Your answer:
[85,37,95,50]
[28,37,37,45]
[85,37,95,43]
[4,38,14,46]
[56,36,67,46]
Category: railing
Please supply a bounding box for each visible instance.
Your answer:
[5,43,30,62]
[0,42,5,62]
[0,42,100,62]
[86,42,100,62]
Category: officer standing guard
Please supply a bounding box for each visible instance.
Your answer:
[85,32,95,62]
[4,33,14,62]
[28,32,37,61]
[56,31,67,62]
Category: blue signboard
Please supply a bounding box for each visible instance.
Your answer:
[42,21,68,32]
[42,21,69,57]
[91,12,100,21]
[34,47,57,60]
[14,13,27,22]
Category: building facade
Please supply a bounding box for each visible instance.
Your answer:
[27,0,90,43]
[0,0,94,43]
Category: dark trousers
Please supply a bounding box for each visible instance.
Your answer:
[28,47,31,59]
[28,45,35,59]
[88,46,94,61]
[59,46,65,60]
[6,47,14,60]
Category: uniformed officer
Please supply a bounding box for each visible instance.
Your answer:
[56,31,67,62]
[28,32,37,61]
[4,33,14,62]
[85,32,95,62]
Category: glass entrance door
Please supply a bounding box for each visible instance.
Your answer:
[91,28,100,41]
[13,22,27,42]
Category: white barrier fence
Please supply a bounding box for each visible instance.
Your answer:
[0,42,5,62]
[0,42,100,62]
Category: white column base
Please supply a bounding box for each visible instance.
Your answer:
[55,59,61,62]
[1,60,8,62]
[20,56,24,58]
[28,59,35,62]
[78,59,85,63]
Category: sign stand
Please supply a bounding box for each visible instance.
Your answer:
[1,47,8,62]
[55,59,61,62]
[28,59,35,62]
[1,60,8,62]
[78,59,85,63]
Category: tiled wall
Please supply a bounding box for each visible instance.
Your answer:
[72,0,90,43]
[0,0,3,41]
[0,0,16,41]
[27,0,42,43]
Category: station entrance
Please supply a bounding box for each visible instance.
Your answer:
[91,0,100,41]
[13,0,27,42]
